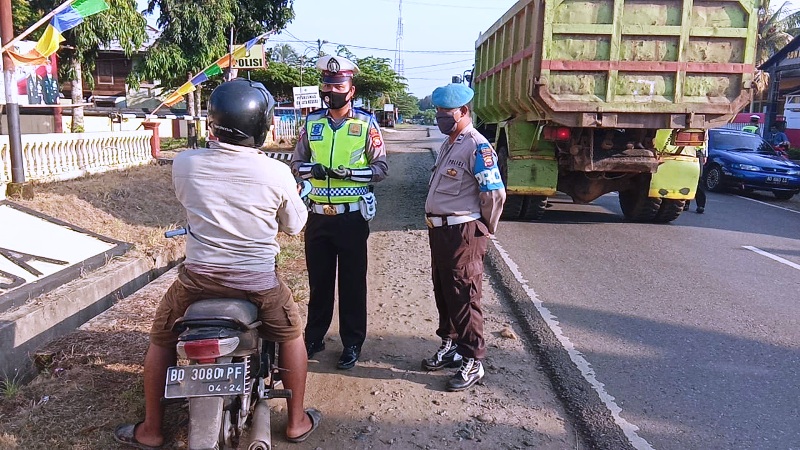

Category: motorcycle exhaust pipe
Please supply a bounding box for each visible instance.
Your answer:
[248,399,271,450]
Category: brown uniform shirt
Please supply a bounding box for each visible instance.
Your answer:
[425,124,506,233]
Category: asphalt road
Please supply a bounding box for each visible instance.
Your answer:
[493,186,800,449]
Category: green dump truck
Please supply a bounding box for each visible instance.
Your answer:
[471,0,758,222]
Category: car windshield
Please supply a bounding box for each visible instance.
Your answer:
[710,131,778,155]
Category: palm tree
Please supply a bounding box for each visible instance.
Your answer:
[271,44,299,64]
[757,0,800,66]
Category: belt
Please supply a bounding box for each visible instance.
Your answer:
[425,213,481,228]
[311,202,360,216]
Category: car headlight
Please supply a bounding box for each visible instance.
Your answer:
[787,169,800,176]
[731,163,761,171]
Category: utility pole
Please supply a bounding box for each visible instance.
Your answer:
[1,0,32,198]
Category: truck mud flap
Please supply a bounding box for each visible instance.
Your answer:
[649,154,700,200]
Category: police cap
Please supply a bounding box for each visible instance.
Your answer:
[317,55,360,83]
[431,83,474,109]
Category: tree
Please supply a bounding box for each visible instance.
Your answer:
[390,90,419,118]
[11,0,35,34]
[250,60,319,104]
[269,43,299,64]
[17,0,147,132]
[418,95,434,111]
[757,0,800,66]
[131,0,294,95]
[352,55,405,107]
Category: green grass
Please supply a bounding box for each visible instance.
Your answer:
[0,375,22,399]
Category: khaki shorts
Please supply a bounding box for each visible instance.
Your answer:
[150,265,302,348]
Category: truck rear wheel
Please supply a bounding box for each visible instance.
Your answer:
[653,199,685,223]
[521,196,548,220]
[501,196,525,220]
[497,142,528,221]
[619,177,661,222]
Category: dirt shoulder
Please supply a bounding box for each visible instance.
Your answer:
[0,129,583,449]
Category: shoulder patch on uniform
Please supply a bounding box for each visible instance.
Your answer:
[477,142,494,168]
[307,109,326,120]
[369,126,383,148]
[352,109,373,122]
[348,122,363,136]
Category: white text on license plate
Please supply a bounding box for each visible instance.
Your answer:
[767,176,789,184]
[164,363,246,398]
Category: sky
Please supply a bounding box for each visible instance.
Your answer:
[269,0,519,98]
[135,0,800,99]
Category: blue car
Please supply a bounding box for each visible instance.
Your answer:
[704,129,800,200]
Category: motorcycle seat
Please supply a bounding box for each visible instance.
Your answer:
[175,298,259,331]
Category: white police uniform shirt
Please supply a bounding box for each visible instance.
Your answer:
[425,123,506,233]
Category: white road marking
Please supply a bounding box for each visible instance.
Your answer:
[491,238,655,450]
[743,246,800,270]
[736,195,800,214]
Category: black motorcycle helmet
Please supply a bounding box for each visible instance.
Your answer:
[207,78,275,147]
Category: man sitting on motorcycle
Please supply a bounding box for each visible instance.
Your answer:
[114,79,320,448]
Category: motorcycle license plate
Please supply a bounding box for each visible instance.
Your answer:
[164,363,247,399]
[766,176,789,184]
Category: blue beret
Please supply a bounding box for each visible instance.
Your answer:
[431,83,474,109]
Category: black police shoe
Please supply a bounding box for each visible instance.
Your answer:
[421,338,463,371]
[446,358,485,392]
[696,207,705,214]
[305,340,325,359]
[337,345,361,370]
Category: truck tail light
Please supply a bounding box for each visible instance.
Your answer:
[674,129,705,146]
[543,127,571,141]
[177,337,239,362]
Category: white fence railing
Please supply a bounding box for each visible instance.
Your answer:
[270,119,300,144]
[1,131,152,186]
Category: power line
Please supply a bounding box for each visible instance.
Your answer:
[404,58,473,70]
[269,39,473,55]
[371,0,511,10]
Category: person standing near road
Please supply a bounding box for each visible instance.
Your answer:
[742,114,761,134]
[114,79,320,448]
[422,83,506,391]
[685,146,707,214]
[291,55,388,370]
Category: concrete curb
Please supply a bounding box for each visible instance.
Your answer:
[0,253,183,380]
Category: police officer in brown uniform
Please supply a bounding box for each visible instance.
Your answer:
[422,83,506,391]
[291,55,388,370]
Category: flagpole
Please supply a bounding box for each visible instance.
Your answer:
[0,0,76,54]
[150,32,272,115]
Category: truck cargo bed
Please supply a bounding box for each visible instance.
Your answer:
[473,0,757,129]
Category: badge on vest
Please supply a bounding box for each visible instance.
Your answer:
[348,123,363,136]
[310,123,324,141]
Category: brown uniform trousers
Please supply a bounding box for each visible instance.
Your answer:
[428,220,489,360]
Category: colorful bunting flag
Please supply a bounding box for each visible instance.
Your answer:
[7,0,110,67]
[161,35,264,107]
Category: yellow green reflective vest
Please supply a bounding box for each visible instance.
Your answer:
[742,125,759,133]
[305,108,372,204]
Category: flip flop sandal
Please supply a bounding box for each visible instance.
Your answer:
[286,408,322,443]
[113,422,163,450]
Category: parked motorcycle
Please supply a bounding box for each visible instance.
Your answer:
[163,227,290,450]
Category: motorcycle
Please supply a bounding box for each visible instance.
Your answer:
[163,227,290,450]
[775,141,791,160]
[162,181,312,450]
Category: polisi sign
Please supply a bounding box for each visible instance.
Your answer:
[231,45,266,69]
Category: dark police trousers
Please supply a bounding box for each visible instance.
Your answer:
[304,210,370,348]
[428,220,488,360]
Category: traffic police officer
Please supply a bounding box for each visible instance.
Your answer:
[291,55,388,370]
[743,114,761,134]
[422,83,506,391]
